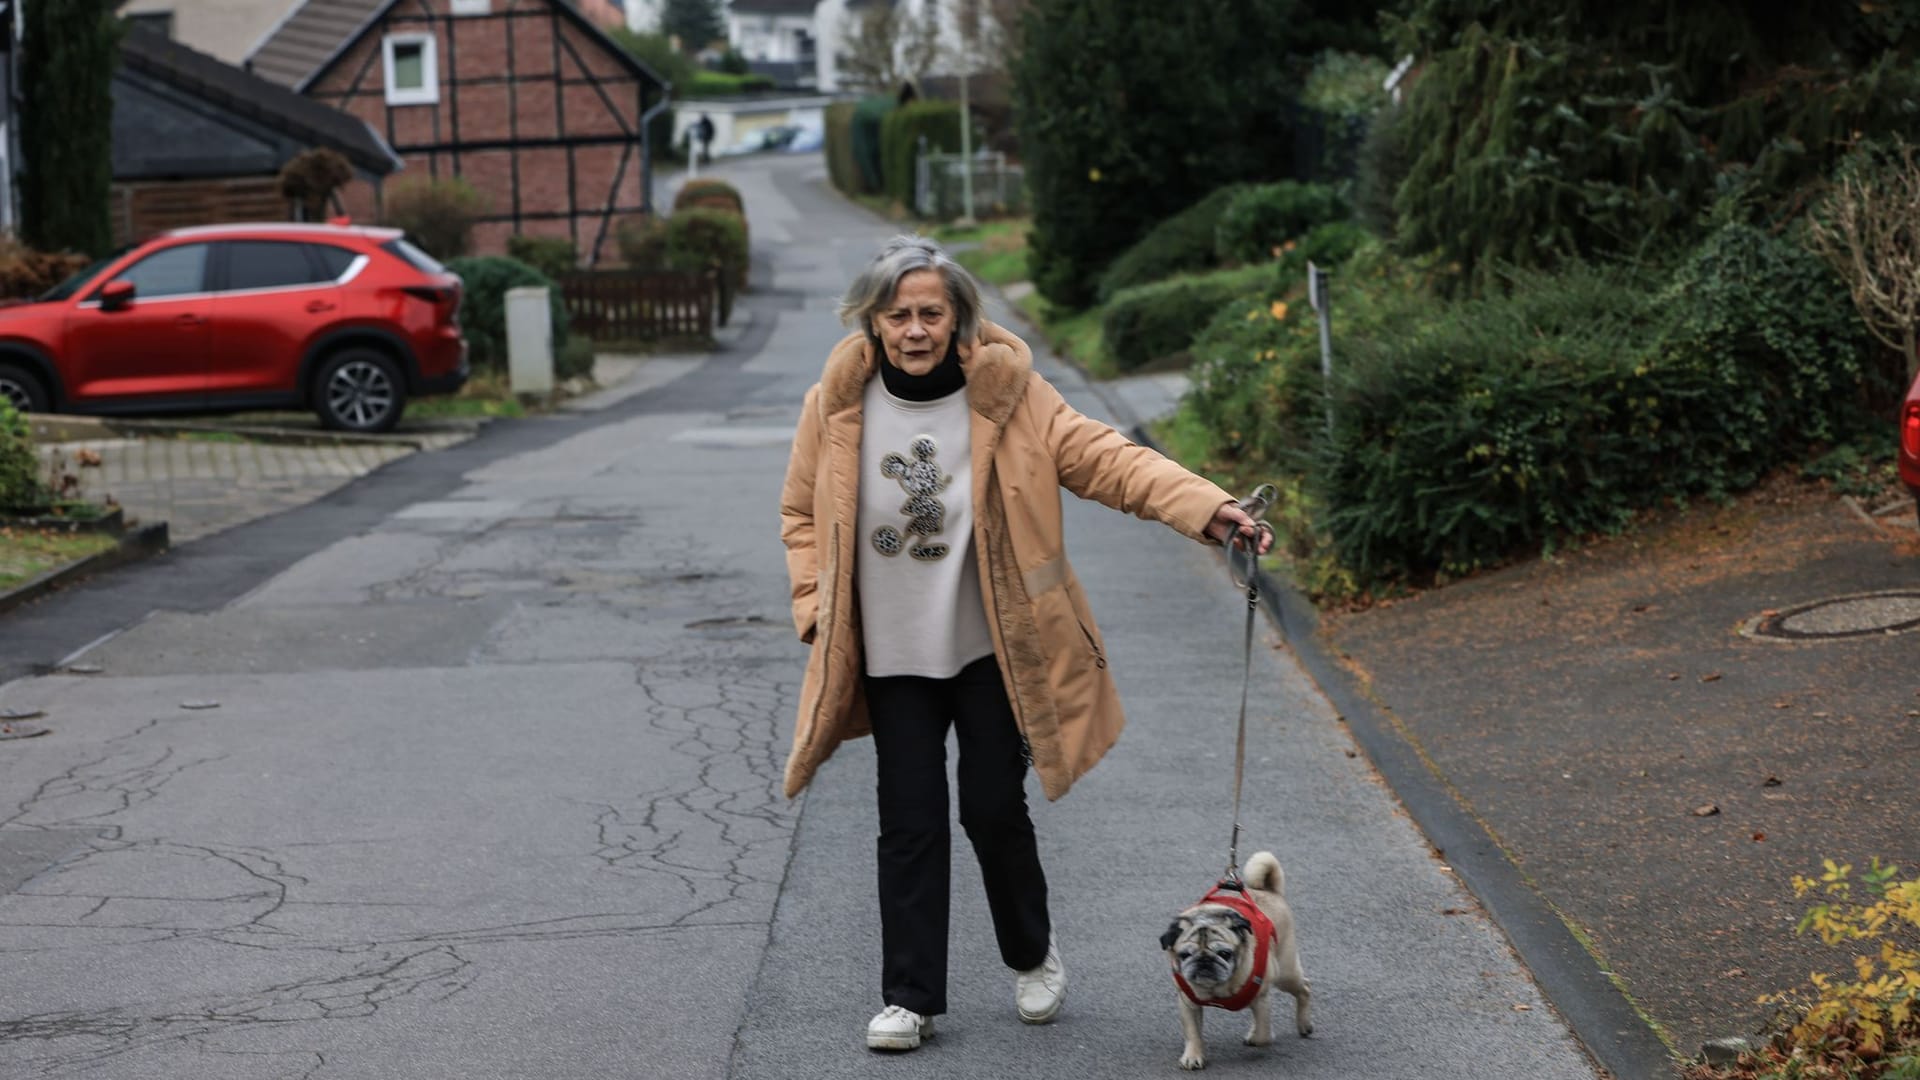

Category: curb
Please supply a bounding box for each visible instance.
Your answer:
[0,521,170,616]
[1125,421,1677,1080]
[30,413,443,451]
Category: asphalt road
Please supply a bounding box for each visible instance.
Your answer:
[0,155,1602,1079]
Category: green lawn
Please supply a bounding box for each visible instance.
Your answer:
[0,528,116,592]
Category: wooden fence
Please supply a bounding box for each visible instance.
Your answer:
[558,269,724,343]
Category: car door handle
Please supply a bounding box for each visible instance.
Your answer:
[175,314,206,327]
[306,300,336,314]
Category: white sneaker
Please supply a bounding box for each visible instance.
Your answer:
[866,1005,934,1051]
[1014,935,1067,1024]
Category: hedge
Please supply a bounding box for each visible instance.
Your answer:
[825,101,861,195]
[446,256,574,377]
[1096,184,1250,303]
[850,96,893,196]
[1178,224,1877,589]
[1215,181,1350,266]
[506,235,578,281]
[1099,264,1278,374]
[879,101,962,208]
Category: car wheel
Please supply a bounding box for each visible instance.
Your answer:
[314,349,405,433]
[0,361,49,415]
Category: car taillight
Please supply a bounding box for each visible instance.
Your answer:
[1905,403,1920,458]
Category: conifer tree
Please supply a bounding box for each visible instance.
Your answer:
[662,0,725,53]
[20,0,122,257]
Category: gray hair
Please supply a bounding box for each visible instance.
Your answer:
[838,234,984,345]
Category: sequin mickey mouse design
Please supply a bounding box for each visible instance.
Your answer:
[871,434,953,561]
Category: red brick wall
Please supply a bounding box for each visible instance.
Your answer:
[307,0,656,266]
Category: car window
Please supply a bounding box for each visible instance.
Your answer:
[111,243,210,300]
[222,241,330,291]
[308,244,359,280]
[381,238,445,275]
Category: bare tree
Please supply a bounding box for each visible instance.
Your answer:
[837,2,942,91]
[1807,137,1920,383]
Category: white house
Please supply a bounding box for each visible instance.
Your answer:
[811,0,996,93]
[727,0,816,64]
[625,0,661,32]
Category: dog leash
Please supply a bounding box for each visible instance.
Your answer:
[1222,483,1279,890]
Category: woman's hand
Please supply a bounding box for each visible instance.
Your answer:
[1206,501,1274,554]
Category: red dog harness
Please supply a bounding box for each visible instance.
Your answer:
[1170,881,1277,1012]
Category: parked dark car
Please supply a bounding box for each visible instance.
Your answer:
[0,223,467,433]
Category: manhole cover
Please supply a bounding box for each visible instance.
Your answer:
[1745,591,1920,641]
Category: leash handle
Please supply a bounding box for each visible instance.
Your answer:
[1227,483,1278,591]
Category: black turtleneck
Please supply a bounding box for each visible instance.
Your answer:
[877,337,965,402]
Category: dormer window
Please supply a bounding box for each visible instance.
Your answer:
[382,33,438,107]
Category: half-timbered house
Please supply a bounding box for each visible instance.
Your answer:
[247,0,669,265]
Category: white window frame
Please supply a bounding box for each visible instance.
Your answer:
[450,0,489,15]
[382,33,439,107]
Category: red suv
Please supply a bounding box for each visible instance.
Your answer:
[0,223,466,433]
[1901,368,1920,526]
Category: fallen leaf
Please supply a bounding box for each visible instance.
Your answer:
[1762,776,1782,787]
[1512,1003,1533,1012]
[1343,749,1357,758]
[1812,711,1830,718]
[1694,804,1721,817]
[1666,673,1682,681]
[1724,968,1747,978]
[1752,832,1767,842]
[1700,672,1723,683]
[1773,701,1792,709]
[1441,907,1467,915]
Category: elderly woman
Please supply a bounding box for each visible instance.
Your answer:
[779,235,1269,1052]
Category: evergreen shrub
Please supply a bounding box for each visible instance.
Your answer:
[384,178,489,260]
[879,101,963,208]
[850,96,894,194]
[445,256,572,375]
[668,208,748,290]
[0,400,45,512]
[1215,182,1351,266]
[1014,0,1343,309]
[673,178,745,216]
[507,235,578,280]
[1096,185,1250,303]
[1100,264,1278,374]
[825,102,861,194]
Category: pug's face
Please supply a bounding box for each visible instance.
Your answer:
[1161,907,1254,993]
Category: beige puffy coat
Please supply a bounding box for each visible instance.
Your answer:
[778,321,1234,801]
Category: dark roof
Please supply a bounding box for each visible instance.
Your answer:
[117,26,400,176]
[729,0,817,14]
[250,0,668,95]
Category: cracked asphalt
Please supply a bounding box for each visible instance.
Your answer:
[0,156,1603,1079]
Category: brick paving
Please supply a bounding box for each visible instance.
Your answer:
[37,433,435,544]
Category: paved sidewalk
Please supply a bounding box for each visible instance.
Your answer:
[37,435,420,544]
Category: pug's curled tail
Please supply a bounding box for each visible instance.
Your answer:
[1244,851,1285,896]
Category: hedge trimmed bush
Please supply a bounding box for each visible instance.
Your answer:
[851,95,893,194]
[880,101,963,208]
[825,101,861,195]
[1215,181,1350,266]
[506,235,578,281]
[669,208,747,290]
[0,400,45,512]
[1096,184,1250,303]
[673,178,744,216]
[1179,224,1879,589]
[686,71,775,96]
[384,177,488,260]
[616,215,669,269]
[1100,264,1278,374]
[446,256,572,376]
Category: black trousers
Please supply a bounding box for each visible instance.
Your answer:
[865,654,1051,1017]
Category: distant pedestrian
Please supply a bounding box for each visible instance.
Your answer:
[695,113,715,162]
[778,235,1272,1052]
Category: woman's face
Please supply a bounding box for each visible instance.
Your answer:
[873,269,952,376]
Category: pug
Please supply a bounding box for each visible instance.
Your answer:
[1159,851,1311,1070]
